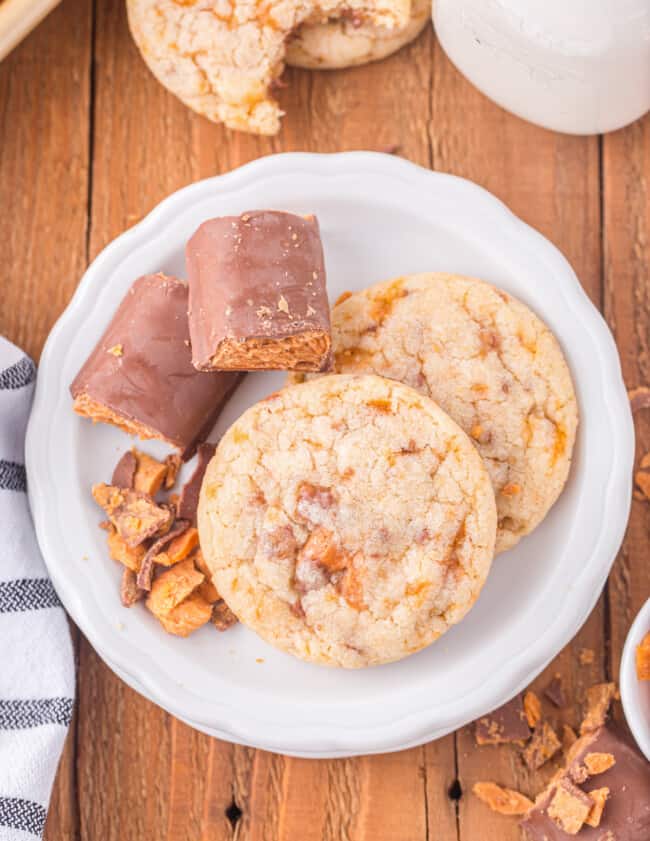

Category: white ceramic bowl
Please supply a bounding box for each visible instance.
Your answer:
[26,152,634,757]
[621,597,650,760]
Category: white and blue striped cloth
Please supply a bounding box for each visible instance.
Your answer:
[0,338,74,840]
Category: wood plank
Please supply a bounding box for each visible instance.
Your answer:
[0,4,91,840]
[429,43,606,841]
[0,0,91,360]
[602,115,650,700]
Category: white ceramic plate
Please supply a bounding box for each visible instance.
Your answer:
[620,597,650,760]
[26,152,634,758]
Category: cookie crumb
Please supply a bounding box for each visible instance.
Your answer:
[578,647,595,665]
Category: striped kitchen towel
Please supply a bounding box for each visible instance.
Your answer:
[0,337,75,841]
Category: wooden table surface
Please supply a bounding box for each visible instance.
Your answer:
[1,1,648,838]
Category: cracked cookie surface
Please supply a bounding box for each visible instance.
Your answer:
[290,274,578,553]
[285,0,428,69]
[198,373,496,667]
[127,0,410,134]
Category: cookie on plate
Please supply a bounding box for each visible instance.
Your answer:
[198,373,497,668]
[126,0,410,135]
[290,273,578,553]
[285,0,429,69]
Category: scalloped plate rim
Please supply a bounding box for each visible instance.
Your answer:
[26,152,634,757]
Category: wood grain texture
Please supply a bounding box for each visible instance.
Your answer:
[0,0,91,361]
[2,1,647,838]
[602,116,650,702]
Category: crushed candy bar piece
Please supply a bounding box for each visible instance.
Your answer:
[634,470,650,500]
[472,781,533,815]
[584,752,616,775]
[545,675,566,708]
[192,548,211,578]
[475,694,531,745]
[523,721,562,770]
[160,501,177,524]
[211,599,238,631]
[136,553,156,592]
[164,453,182,490]
[295,526,349,594]
[296,482,336,523]
[157,592,212,637]
[153,527,198,567]
[580,683,618,735]
[585,787,609,828]
[628,385,650,413]
[106,526,146,572]
[136,519,191,590]
[562,724,578,755]
[120,568,144,607]
[636,631,650,680]
[132,450,168,496]
[520,724,650,841]
[112,450,137,488]
[547,779,593,835]
[177,443,216,523]
[579,647,595,665]
[198,579,220,603]
[92,483,173,547]
[523,690,542,728]
[145,558,204,617]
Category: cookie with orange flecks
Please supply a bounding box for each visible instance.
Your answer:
[198,374,496,667]
[290,273,578,553]
[126,0,410,135]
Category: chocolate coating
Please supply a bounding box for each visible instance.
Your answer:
[521,725,650,840]
[475,694,531,744]
[70,274,241,459]
[186,211,331,371]
[177,442,216,523]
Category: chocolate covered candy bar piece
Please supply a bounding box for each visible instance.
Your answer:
[70,274,241,459]
[521,725,650,840]
[186,211,331,372]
